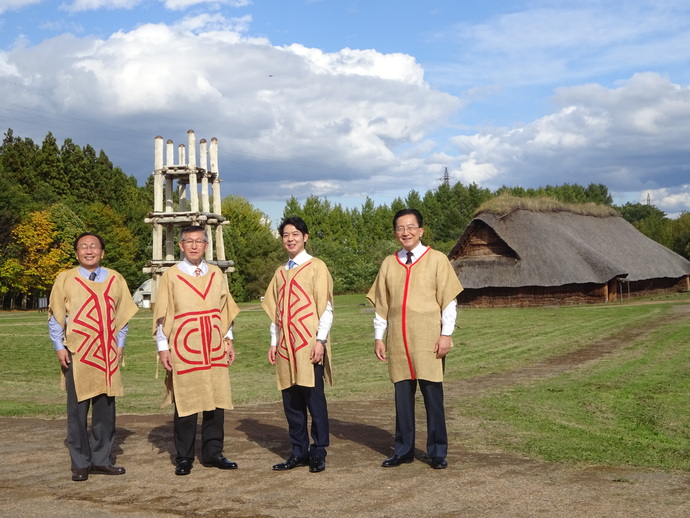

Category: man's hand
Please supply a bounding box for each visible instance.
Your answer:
[267,345,277,365]
[159,350,173,371]
[56,349,70,369]
[374,339,387,362]
[311,340,325,364]
[434,335,452,359]
[224,338,235,366]
[116,346,124,364]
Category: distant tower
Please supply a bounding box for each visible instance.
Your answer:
[143,130,234,304]
[647,193,651,205]
[438,166,450,186]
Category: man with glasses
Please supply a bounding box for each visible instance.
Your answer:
[367,209,463,470]
[154,225,240,475]
[48,232,138,481]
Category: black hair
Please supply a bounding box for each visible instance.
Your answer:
[279,216,309,236]
[393,208,423,229]
[73,232,105,251]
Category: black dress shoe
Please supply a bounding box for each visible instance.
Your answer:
[175,460,193,476]
[207,456,238,470]
[72,468,89,481]
[430,457,448,469]
[309,457,326,473]
[272,455,310,471]
[381,454,414,468]
[91,464,126,475]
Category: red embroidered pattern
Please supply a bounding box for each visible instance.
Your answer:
[397,246,431,380]
[72,276,119,387]
[177,271,215,300]
[276,264,314,363]
[172,273,225,375]
[173,309,225,375]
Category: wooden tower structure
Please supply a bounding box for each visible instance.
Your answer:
[144,130,233,303]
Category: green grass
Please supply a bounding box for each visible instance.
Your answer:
[2,293,690,471]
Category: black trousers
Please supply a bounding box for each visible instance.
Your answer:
[64,356,116,469]
[393,379,448,459]
[281,363,329,459]
[174,407,225,464]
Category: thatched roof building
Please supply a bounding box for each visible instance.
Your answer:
[448,197,690,307]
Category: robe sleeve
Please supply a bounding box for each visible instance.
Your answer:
[48,270,69,325]
[152,270,173,340]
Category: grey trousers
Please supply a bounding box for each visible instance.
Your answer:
[64,357,116,470]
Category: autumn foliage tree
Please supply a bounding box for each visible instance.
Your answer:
[0,210,72,309]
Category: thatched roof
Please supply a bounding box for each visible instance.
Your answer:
[449,204,690,289]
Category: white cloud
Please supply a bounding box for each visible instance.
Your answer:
[450,72,690,214]
[0,0,42,14]
[0,16,461,205]
[163,0,251,9]
[61,0,142,12]
[60,0,250,12]
[433,2,690,88]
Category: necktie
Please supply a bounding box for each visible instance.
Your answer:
[194,268,202,277]
[406,251,413,265]
[89,272,97,281]
[288,260,296,270]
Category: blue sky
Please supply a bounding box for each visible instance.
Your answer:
[2,0,690,226]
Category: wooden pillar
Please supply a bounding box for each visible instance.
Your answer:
[210,138,222,214]
[200,139,210,213]
[153,136,164,262]
[187,130,199,212]
[165,139,174,214]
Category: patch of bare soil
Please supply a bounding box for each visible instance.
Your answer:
[1,303,689,517]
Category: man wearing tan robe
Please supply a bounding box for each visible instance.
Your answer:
[154,226,240,476]
[48,232,138,481]
[367,209,463,470]
[262,216,333,473]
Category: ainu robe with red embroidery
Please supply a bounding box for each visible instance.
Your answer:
[262,258,333,391]
[153,264,240,417]
[366,247,463,384]
[49,268,138,401]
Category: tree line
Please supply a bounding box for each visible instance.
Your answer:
[2,129,689,309]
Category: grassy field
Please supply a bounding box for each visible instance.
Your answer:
[1,292,689,471]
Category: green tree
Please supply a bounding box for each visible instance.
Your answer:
[222,195,283,301]
[37,132,67,198]
[76,202,141,288]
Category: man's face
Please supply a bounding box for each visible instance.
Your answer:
[75,235,104,271]
[394,214,424,251]
[179,231,209,265]
[282,224,308,259]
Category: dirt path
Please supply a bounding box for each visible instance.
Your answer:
[1,305,689,517]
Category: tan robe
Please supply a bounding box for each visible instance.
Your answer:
[153,265,240,417]
[366,247,463,383]
[49,268,138,401]
[262,258,333,391]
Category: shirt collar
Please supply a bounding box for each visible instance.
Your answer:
[79,265,105,280]
[397,242,427,262]
[179,258,208,276]
[287,249,312,268]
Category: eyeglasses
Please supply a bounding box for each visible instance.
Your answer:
[77,244,102,250]
[395,225,420,234]
[181,239,208,246]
